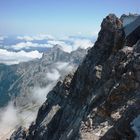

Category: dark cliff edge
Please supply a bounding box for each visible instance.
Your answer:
[10,14,140,140]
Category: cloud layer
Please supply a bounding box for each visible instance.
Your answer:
[0,49,42,65]
[0,36,7,41]
[0,62,74,139]
[8,35,94,53]
[10,42,52,50]
[17,34,54,41]
[0,34,94,65]
[0,102,38,139]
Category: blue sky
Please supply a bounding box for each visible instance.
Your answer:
[0,0,140,36]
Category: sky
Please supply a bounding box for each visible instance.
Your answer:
[0,0,140,36]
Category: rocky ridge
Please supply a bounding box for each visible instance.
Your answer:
[10,14,140,140]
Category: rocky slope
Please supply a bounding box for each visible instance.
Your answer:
[0,46,88,107]
[125,15,140,47]
[0,64,19,107]
[10,14,140,140]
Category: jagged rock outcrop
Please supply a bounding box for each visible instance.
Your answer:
[10,127,27,140]
[10,14,140,140]
[41,45,88,65]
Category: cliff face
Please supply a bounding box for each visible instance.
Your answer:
[10,14,140,140]
[120,13,139,26]
[0,64,19,107]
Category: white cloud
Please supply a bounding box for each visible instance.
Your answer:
[46,69,60,81]
[73,39,93,50]
[90,30,99,37]
[31,84,54,105]
[55,62,73,73]
[0,62,75,139]
[55,62,70,70]
[17,34,54,41]
[10,39,92,53]
[5,35,93,53]
[48,38,93,52]
[48,37,94,52]
[48,40,73,53]
[0,102,19,139]
[56,36,94,51]
[30,62,74,105]
[0,37,4,41]
[0,36,7,41]
[0,49,42,65]
[10,42,53,50]
[0,102,38,139]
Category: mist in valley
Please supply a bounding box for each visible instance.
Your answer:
[0,62,74,139]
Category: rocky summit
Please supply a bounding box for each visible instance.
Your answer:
[10,14,140,140]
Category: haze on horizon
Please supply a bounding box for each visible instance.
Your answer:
[0,0,140,37]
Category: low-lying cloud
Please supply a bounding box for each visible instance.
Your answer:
[10,42,53,50]
[17,34,54,41]
[30,62,74,105]
[0,35,93,65]
[0,102,38,139]
[48,40,72,52]
[6,35,94,53]
[46,69,60,81]
[72,39,93,50]
[45,37,93,52]
[0,62,75,139]
[0,36,7,41]
[0,102,19,139]
[0,49,42,65]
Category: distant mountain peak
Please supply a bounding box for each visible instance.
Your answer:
[120,13,140,26]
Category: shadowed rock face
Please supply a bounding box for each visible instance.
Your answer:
[120,13,139,27]
[126,25,140,46]
[123,15,140,46]
[10,14,140,140]
[0,64,19,107]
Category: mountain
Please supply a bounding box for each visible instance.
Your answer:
[0,46,88,107]
[0,64,19,107]
[120,13,139,27]
[120,14,140,47]
[10,14,140,140]
[125,15,140,46]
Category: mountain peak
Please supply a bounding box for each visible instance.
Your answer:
[10,14,140,140]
